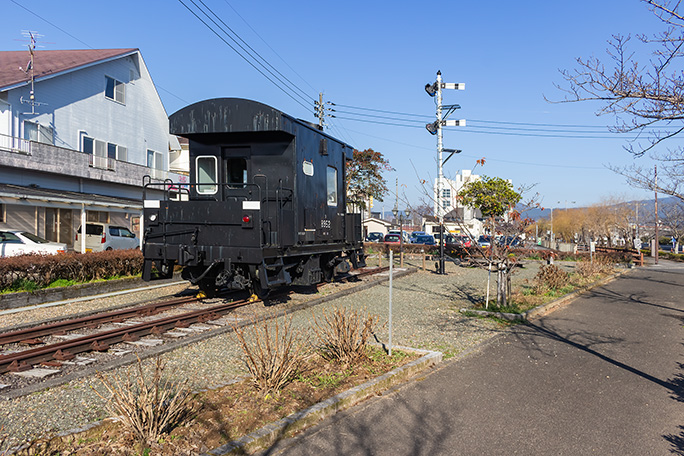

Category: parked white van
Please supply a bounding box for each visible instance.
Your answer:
[75,223,139,253]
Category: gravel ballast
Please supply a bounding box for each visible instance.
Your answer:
[0,259,570,448]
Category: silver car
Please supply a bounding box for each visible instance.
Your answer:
[75,223,139,253]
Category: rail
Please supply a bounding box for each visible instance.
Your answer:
[0,132,31,155]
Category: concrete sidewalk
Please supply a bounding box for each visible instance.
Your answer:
[256,261,684,455]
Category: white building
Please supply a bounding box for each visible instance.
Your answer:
[0,48,184,249]
[431,169,484,236]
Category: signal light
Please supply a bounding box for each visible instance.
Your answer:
[242,215,251,224]
[425,121,439,135]
[425,82,437,97]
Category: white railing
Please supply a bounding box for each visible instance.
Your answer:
[148,168,168,180]
[0,133,31,155]
[89,154,116,170]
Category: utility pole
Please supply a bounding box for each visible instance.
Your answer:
[655,165,659,265]
[314,92,330,130]
[425,71,465,274]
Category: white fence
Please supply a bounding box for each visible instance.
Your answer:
[0,133,31,155]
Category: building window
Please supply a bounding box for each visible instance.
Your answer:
[147,149,162,170]
[0,204,4,223]
[83,136,93,154]
[23,120,53,145]
[442,189,451,198]
[196,156,218,195]
[87,211,109,223]
[327,166,338,206]
[105,76,125,104]
[117,145,127,162]
[107,143,127,161]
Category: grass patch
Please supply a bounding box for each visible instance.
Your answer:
[0,274,139,294]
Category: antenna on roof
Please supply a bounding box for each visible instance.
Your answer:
[17,31,48,114]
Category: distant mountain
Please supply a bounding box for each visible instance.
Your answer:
[517,196,680,221]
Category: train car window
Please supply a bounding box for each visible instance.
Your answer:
[327,166,338,206]
[226,158,247,187]
[303,160,314,176]
[196,156,218,194]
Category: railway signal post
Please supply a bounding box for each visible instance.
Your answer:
[425,71,465,274]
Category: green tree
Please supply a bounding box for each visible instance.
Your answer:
[459,176,523,307]
[345,148,393,210]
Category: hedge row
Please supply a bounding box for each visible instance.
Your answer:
[0,249,143,289]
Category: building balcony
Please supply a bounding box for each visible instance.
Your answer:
[0,135,182,188]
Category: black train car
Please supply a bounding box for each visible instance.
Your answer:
[141,98,365,296]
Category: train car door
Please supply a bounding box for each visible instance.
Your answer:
[326,165,344,241]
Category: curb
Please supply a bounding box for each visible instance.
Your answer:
[204,347,442,455]
[0,273,183,311]
[459,269,628,322]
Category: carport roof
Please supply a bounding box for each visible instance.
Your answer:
[0,184,142,213]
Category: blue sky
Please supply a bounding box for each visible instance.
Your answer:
[3,0,670,210]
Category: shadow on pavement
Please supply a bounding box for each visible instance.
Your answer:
[258,386,453,456]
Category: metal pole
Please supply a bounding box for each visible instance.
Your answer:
[388,249,393,357]
[436,71,446,274]
[655,165,659,265]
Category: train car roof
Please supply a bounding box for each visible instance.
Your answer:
[169,97,353,149]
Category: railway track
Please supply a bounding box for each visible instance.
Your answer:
[0,266,390,377]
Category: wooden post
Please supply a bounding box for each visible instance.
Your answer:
[421,249,426,271]
[378,250,382,268]
[400,251,404,268]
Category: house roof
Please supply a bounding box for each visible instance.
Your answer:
[0,48,138,91]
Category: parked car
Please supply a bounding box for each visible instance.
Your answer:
[413,234,436,245]
[383,233,402,244]
[409,231,426,243]
[0,230,67,257]
[477,235,492,247]
[498,236,523,247]
[453,235,473,248]
[75,223,138,253]
[388,229,410,243]
[365,232,385,243]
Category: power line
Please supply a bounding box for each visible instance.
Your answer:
[10,0,93,49]
[194,0,315,103]
[179,0,313,112]
[334,101,680,130]
[344,127,607,171]
[334,115,653,139]
[221,0,318,94]
[9,0,191,106]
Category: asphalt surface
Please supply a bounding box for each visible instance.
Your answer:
[257,261,684,456]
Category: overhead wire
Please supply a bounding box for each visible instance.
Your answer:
[178,0,313,112]
[343,127,607,171]
[194,0,315,103]
[221,0,319,95]
[9,0,191,106]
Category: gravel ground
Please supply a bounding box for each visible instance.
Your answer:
[0,282,194,331]
[0,258,576,449]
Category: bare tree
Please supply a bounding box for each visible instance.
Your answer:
[554,0,684,201]
[658,199,684,251]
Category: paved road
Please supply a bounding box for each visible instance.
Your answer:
[258,262,684,455]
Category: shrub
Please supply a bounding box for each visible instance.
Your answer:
[232,311,307,395]
[576,256,614,278]
[312,307,379,366]
[94,356,194,446]
[533,264,569,294]
[0,249,143,291]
